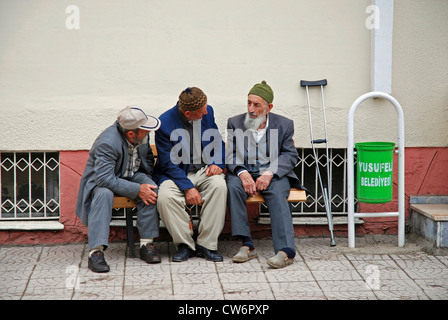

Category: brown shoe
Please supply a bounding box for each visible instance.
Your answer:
[140,243,161,263]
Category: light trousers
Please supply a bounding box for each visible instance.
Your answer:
[157,167,227,251]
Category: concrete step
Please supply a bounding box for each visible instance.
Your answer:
[258,214,364,225]
[410,196,448,248]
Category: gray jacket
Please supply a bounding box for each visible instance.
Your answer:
[75,121,155,225]
[226,112,307,191]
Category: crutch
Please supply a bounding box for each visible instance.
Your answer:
[300,79,336,246]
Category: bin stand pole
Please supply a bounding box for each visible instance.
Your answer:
[347,92,405,248]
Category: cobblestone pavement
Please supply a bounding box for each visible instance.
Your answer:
[1,235,448,301]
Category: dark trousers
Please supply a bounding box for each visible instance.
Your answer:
[226,173,296,253]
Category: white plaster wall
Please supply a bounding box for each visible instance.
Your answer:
[0,0,446,151]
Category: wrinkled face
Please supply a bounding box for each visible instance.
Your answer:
[247,94,271,118]
[134,129,150,144]
[126,129,150,145]
[244,94,273,130]
[184,103,208,121]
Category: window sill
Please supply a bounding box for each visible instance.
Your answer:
[0,221,64,230]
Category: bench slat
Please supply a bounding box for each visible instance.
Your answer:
[113,188,306,208]
[112,196,137,208]
[246,188,307,203]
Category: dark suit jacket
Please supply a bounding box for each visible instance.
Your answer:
[153,104,225,191]
[226,112,307,191]
[75,121,155,225]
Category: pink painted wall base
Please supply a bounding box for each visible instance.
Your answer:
[1,147,447,245]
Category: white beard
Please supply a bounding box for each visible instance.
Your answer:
[244,112,266,131]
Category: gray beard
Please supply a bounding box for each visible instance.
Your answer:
[134,134,148,146]
[244,112,266,131]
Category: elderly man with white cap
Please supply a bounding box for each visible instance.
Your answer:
[76,106,161,273]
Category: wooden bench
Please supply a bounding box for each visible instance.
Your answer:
[112,196,139,257]
[112,144,307,257]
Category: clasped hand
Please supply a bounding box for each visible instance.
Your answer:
[138,184,158,205]
[183,165,223,205]
[239,171,273,197]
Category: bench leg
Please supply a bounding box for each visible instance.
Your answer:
[125,208,136,258]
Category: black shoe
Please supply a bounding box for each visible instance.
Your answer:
[88,250,110,273]
[172,244,191,262]
[196,244,223,262]
[140,243,161,264]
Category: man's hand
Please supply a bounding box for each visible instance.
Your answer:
[205,164,223,176]
[184,187,202,205]
[255,171,273,191]
[138,184,158,205]
[239,171,257,197]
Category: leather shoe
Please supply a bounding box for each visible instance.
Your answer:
[196,244,223,262]
[140,243,161,264]
[88,250,110,273]
[172,244,192,262]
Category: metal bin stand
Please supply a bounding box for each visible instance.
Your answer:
[347,92,405,248]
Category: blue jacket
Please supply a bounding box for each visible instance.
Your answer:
[153,104,225,191]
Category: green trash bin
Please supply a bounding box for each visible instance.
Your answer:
[355,142,395,203]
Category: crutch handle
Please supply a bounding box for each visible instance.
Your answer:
[300,79,327,87]
[312,139,327,144]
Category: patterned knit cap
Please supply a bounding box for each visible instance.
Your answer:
[178,87,207,111]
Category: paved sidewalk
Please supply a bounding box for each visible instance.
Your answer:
[1,235,448,300]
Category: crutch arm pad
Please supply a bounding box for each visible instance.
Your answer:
[300,79,327,87]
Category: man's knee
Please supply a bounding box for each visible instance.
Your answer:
[157,181,173,200]
[226,174,243,191]
[157,180,184,211]
[92,187,114,202]
[208,174,227,192]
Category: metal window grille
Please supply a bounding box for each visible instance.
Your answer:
[1,152,60,220]
[260,148,359,224]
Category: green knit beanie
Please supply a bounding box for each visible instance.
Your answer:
[248,80,274,103]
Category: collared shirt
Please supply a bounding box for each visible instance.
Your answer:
[251,116,269,143]
[237,115,273,177]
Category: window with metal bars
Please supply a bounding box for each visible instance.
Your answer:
[1,152,60,220]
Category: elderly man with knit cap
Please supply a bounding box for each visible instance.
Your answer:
[154,87,227,262]
[76,106,162,273]
[226,81,307,268]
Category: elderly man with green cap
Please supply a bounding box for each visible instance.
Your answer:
[226,81,307,268]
